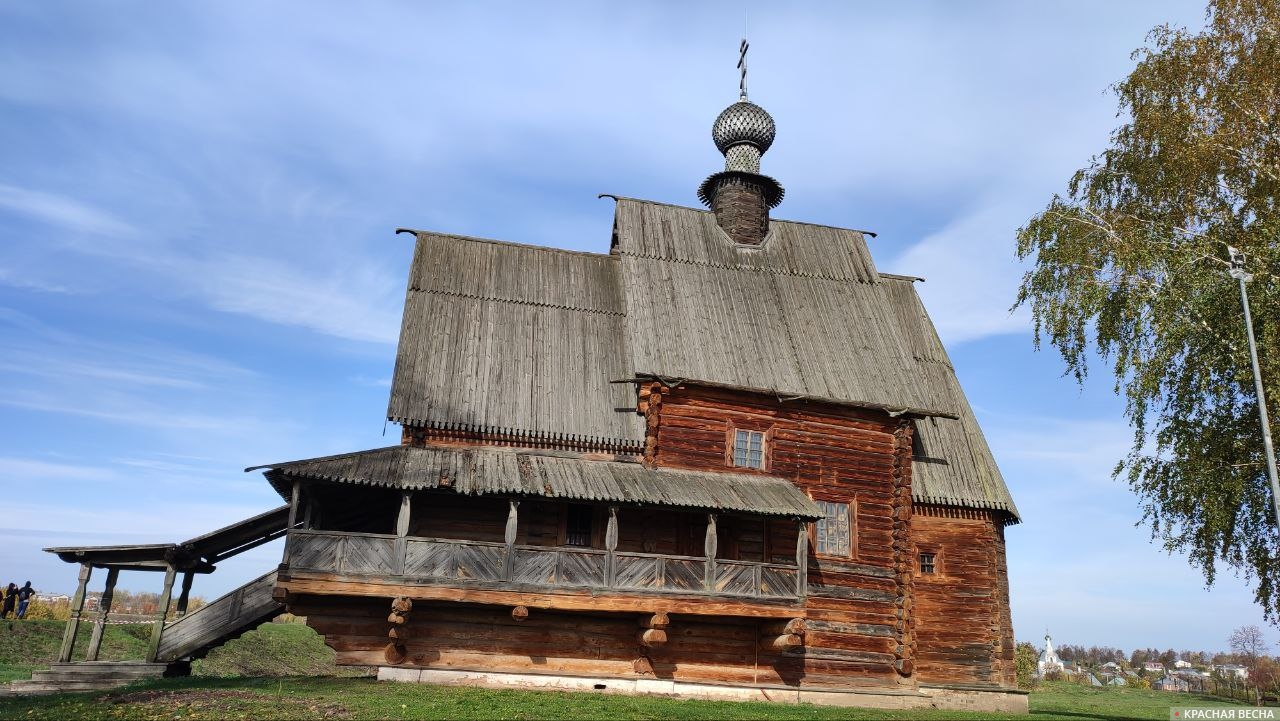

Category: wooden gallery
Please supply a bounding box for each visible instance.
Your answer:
[44,75,1024,712]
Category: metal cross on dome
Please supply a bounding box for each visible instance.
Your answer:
[738,38,749,100]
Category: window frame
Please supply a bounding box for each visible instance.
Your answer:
[917,548,940,576]
[810,497,856,559]
[724,423,773,471]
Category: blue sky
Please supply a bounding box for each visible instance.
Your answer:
[0,1,1268,653]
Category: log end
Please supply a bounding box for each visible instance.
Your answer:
[384,643,407,665]
[638,629,668,648]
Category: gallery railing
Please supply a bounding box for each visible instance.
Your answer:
[285,529,802,599]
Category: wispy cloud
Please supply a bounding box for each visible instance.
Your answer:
[887,199,1034,345]
[0,184,135,237]
[0,267,75,294]
[192,254,401,344]
[0,457,119,483]
[0,390,276,433]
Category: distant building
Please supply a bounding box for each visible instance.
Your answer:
[1108,677,1128,686]
[1144,662,1165,673]
[1173,660,1192,669]
[1157,676,1190,693]
[1214,664,1248,680]
[1038,633,1066,676]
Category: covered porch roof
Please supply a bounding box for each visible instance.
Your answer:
[248,444,823,520]
[44,504,293,572]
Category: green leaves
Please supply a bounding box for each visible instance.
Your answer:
[1015,0,1280,618]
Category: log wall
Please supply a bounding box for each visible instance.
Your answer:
[644,383,912,687]
[909,505,1015,688]
[295,381,1015,692]
[294,594,812,688]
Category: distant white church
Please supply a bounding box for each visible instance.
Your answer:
[1038,633,1066,677]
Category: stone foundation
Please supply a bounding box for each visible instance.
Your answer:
[377,666,1029,713]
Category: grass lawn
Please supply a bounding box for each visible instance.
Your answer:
[0,619,150,682]
[0,677,1250,720]
[0,623,1249,719]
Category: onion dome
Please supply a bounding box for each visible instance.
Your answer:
[712,101,776,156]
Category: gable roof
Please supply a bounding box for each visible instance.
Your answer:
[387,233,643,449]
[385,199,1019,522]
[252,445,823,519]
[613,199,960,418]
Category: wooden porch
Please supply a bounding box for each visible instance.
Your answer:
[282,528,805,602]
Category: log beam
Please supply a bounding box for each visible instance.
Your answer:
[175,571,195,618]
[146,564,177,662]
[504,500,518,580]
[278,574,803,618]
[511,605,529,622]
[282,480,301,567]
[704,513,718,590]
[57,563,92,663]
[85,568,118,661]
[760,617,805,637]
[761,633,804,652]
[796,518,809,598]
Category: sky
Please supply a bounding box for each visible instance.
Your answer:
[0,1,1268,654]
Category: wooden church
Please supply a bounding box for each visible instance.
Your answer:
[42,49,1024,712]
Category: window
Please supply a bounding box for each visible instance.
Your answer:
[565,505,593,547]
[918,552,937,575]
[814,500,852,557]
[732,429,765,469]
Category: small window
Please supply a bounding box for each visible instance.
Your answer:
[919,552,936,575]
[565,505,593,547]
[732,429,765,469]
[814,500,852,557]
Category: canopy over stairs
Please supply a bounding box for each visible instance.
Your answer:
[9,508,293,695]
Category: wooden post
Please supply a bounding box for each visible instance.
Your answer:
[605,506,618,588]
[396,491,413,576]
[146,565,177,663]
[504,500,519,581]
[704,513,718,591]
[282,480,301,568]
[57,563,92,662]
[175,571,195,617]
[396,491,412,537]
[796,518,809,598]
[85,568,119,661]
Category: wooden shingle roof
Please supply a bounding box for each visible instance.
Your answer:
[252,445,824,519]
[383,198,1019,521]
[387,233,644,450]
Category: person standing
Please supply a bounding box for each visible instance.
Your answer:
[0,584,14,620]
[15,582,33,619]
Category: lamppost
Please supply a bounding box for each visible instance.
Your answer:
[1228,246,1280,533]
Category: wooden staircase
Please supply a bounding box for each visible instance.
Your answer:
[2,570,283,696]
[155,570,282,663]
[0,661,169,696]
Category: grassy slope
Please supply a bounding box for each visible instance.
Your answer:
[0,619,150,682]
[193,622,371,678]
[0,678,1249,720]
